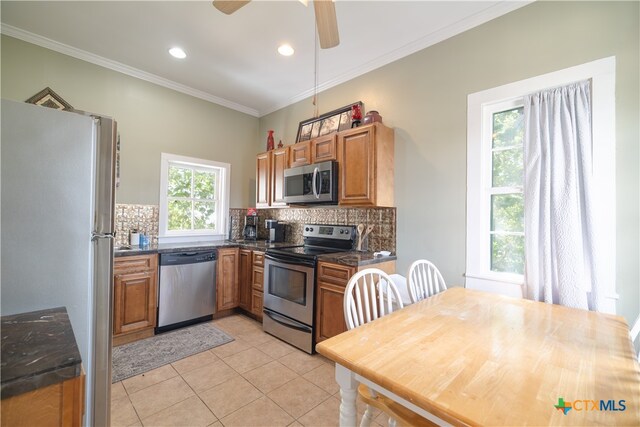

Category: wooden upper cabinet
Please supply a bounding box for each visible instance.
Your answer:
[256,151,271,208]
[271,146,289,207]
[337,123,394,207]
[311,134,337,163]
[289,141,311,168]
[217,247,239,311]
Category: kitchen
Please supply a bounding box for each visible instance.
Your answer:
[1,1,639,427]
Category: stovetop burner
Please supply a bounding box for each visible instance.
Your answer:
[267,245,347,259]
[265,224,356,261]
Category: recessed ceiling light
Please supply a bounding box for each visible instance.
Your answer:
[278,44,295,57]
[169,47,186,59]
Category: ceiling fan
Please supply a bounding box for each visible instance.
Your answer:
[212,0,340,49]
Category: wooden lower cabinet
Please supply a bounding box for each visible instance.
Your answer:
[217,248,239,311]
[238,249,253,311]
[113,254,158,346]
[315,260,396,343]
[251,251,265,318]
[1,373,85,427]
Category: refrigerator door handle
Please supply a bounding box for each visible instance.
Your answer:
[91,231,116,241]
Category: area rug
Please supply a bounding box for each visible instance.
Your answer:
[112,322,234,383]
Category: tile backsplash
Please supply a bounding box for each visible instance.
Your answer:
[116,204,396,253]
[115,204,159,246]
[230,207,396,253]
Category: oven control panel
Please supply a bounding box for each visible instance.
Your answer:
[302,224,354,240]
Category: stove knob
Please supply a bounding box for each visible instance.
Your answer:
[309,227,314,232]
[339,229,344,234]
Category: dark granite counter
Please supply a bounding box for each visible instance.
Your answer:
[1,307,82,399]
[317,251,397,267]
[114,240,295,257]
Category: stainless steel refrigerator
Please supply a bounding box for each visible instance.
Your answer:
[1,99,116,426]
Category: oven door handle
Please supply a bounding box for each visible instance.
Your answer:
[263,308,312,333]
[264,252,316,267]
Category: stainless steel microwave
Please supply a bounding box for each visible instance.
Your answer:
[283,160,338,204]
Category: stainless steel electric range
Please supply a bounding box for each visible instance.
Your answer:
[263,224,356,353]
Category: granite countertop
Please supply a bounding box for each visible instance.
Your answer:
[1,307,82,399]
[317,251,397,267]
[115,240,294,257]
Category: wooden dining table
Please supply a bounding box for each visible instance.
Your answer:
[316,288,640,426]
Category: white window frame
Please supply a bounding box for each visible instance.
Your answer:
[159,153,230,243]
[466,57,616,311]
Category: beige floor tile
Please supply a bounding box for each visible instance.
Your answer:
[112,381,128,400]
[111,396,140,427]
[128,376,195,419]
[171,349,219,375]
[302,363,339,395]
[220,396,294,427]
[223,347,273,373]
[122,364,179,395]
[243,360,299,394]
[216,319,261,336]
[235,329,274,344]
[278,350,325,375]
[128,421,143,427]
[140,395,217,427]
[297,396,340,427]
[258,338,297,358]
[198,375,263,419]
[181,359,240,393]
[210,339,252,358]
[288,422,304,427]
[207,422,223,427]
[267,377,331,419]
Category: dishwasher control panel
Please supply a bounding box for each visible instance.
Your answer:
[159,251,217,266]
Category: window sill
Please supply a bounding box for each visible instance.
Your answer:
[158,234,226,244]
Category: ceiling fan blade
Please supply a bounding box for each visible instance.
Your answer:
[212,0,251,15]
[313,0,340,49]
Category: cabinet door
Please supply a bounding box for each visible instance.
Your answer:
[337,125,376,206]
[217,248,239,311]
[315,281,348,343]
[251,290,263,318]
[238,249,252,311]
[252,266,264,292]
[311,134,337,163]
[271,146,289,207]
[256,151,271,208]
[114,270,157,335]
[289,141,311,168]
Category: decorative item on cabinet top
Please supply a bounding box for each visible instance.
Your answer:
[363,110,382,125]
[25,87,74,111]
[266,130,275,151]
[296,101,364,143]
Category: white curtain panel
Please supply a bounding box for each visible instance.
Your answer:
[523,80,604,311]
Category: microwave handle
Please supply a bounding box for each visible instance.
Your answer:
[312,166,320,199]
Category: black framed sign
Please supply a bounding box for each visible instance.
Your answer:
[295,101,364,143]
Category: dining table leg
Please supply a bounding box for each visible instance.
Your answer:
[335,363,358,427]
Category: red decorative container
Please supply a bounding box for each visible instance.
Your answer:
[363,110,383,125]
[351,104,362,128]
[266,130,275,151]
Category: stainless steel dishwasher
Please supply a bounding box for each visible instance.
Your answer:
[157,250,217,333]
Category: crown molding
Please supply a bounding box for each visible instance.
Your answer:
[0,24,260,117]
[258,0,533,116]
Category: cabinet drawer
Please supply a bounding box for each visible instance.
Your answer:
[252,251,264,267]
[114,254,157,274]
[252,266,264,291]
[317,262,355,286]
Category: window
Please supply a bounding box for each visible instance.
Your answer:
[466,56,616,307]
[159,153,230,241]
[487,103,524,276]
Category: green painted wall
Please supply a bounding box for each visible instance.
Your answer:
[259,1,640,324]
[0,35,259,208]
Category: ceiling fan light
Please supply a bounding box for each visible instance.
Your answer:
[278,44,295,56]
[168,47,187,59]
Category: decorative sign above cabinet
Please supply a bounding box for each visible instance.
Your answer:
[296,101,364,143]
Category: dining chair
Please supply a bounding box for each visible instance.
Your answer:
[344,269,433,427]
[630,314,640,363]
[407,259,447,303]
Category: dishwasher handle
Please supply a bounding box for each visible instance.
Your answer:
[159,251,217,266]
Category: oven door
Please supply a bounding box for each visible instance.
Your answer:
[263,254,315,326]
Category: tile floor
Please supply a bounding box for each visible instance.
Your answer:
[111,314,389,427]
